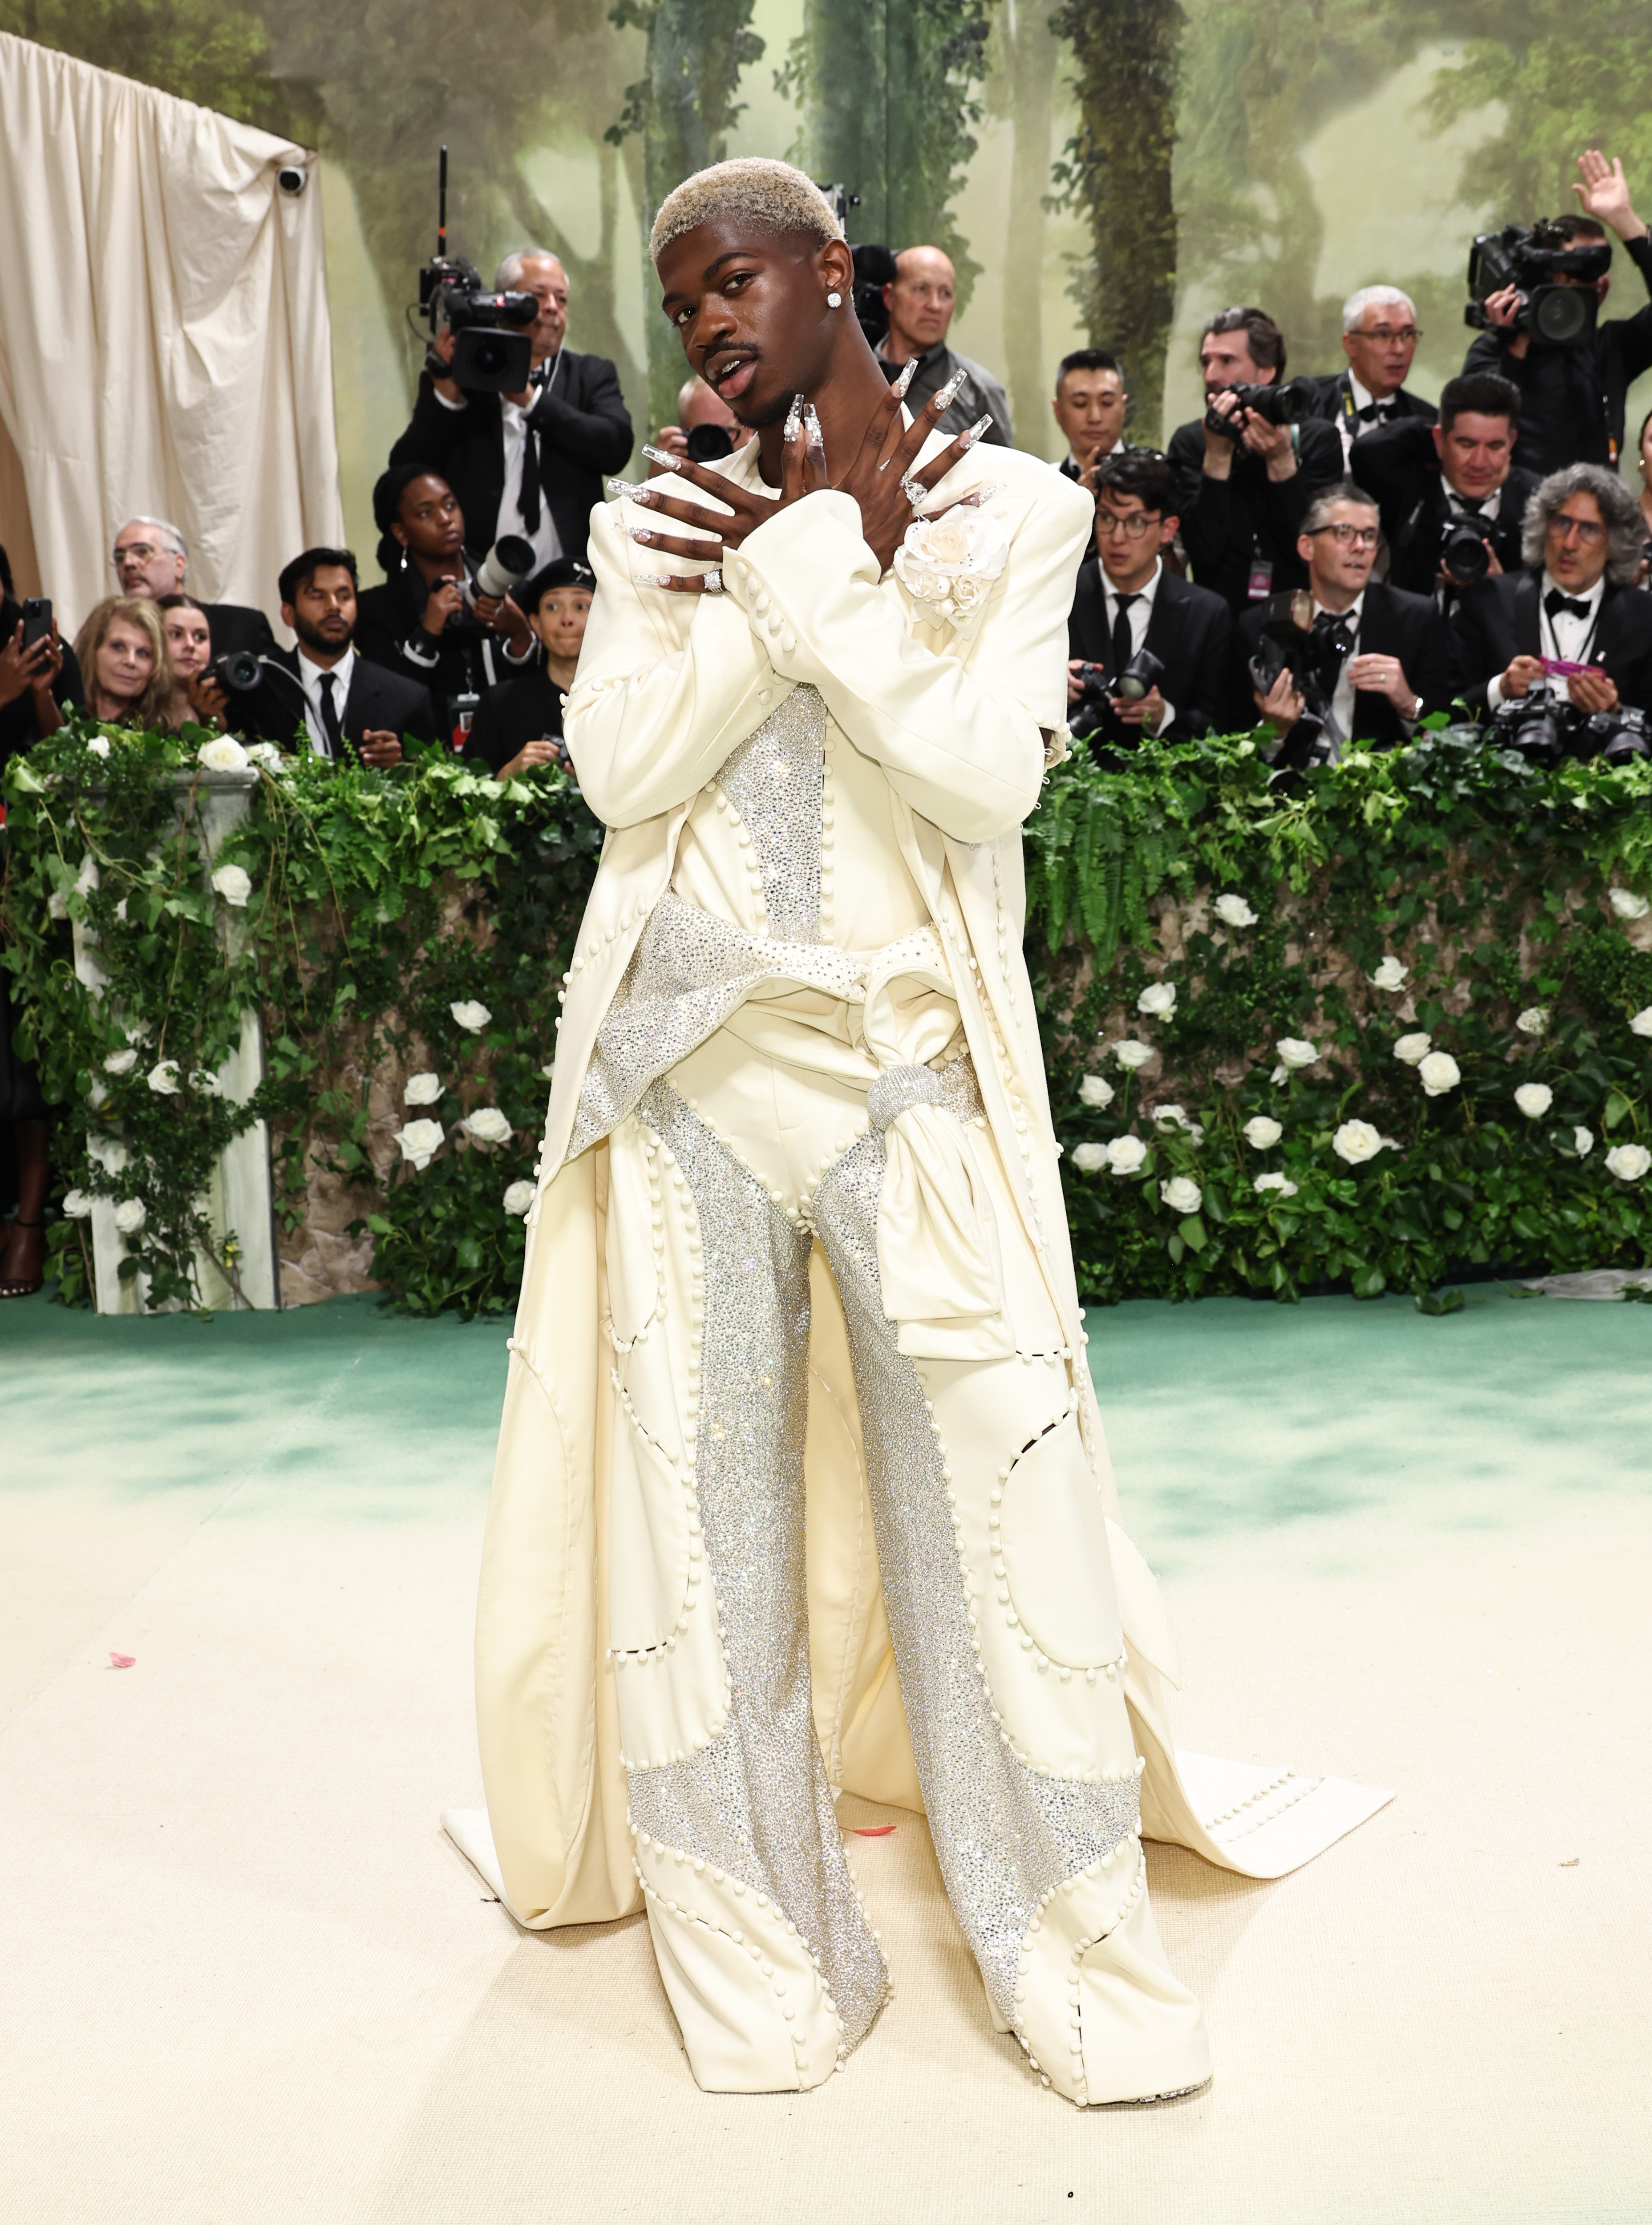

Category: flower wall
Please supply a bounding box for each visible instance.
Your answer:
[3,716,1651,1316]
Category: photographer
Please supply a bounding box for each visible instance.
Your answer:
[1236,483,1452,753]
[1350,372,1538,604]
[1301,287,1436,466]
[1066,450,1231,758]
[1051,350,1128,484]
[354,466,537,743]
[462,558,593,780]
[390,250,632,569]
[1450,465,1652,731]
[1463,150,1652,475]
[875,245,1012,444]
[1167,307,1343,616]
[112,516,275,663]
[647,375,753,476]
[230,549,439,765]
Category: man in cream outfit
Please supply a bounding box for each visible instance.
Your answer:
[447,158,1387,2107]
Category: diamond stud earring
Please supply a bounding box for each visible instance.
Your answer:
[826,291,842,308]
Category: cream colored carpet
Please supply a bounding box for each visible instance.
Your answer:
[1,1288,1648,2223]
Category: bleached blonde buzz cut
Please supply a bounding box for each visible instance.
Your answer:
[650,158,844,265]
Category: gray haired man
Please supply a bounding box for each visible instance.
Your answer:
[110,515,275,662]
[1302,286,1438,464]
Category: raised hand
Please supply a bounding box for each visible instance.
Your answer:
[1573,150,1647,242]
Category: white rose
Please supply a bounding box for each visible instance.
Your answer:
[211,863,252,908]
[1332,1119,1384,1165]
[1213,893,1257,927]
[198,735,249,773]
[62,1189,93,1218]
[1069,1142,1109,1174]
[1105,1134,1148,1174]
[462,1106,512,1145]
[1369,956,1408,990]
[404,1072,444,1106]
[1269,1064,1288,1085]
[87,1135,128,1175]
[48,889,68,920]
[146,1060,181,1096]
[1630,1007,1652,1039]
[1275,1037,1320,1069]
[1513,1083,1553,1119]
[450,999,492,1032]
[113,1197,146,1235]
[103,1048,138,1075]
[85,1080,108,1108]
[1608,887,1650,919]
[892,510,1010,619]
[1111,1039,1153,1070]
[85,735,111,759]
[1160,1175,1203,1214]
[1393,1032,1432,1066]
[1515,1007,1549,1036]
[1243,1116,1283,1149]
[1605,1142,1652,1180]
[1574,1126,1595,1157]
[502,1179,537,1216]
[246,741,283,773]
[1417,1050,1461,1097]
[188,1069,223,1096]
[1254,1171,1299,1197]
[1151,1104,1188,1129]
[1078,1073,1115,1108]
[393,1117,445,1171]
[1137,982,1177,1017]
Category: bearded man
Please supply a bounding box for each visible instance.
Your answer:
[446,159,1386,2107]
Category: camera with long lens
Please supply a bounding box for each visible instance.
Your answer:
[462,534,535,616]
[1248,593,1356,771]
[1203,379,1310,440]
[685,422,735,464]
[850,242,895,349]
[1441,513,1497,586]
[1581,704,1650,765]
[1068,648,1165,743]
[1490,677,1568,767]
[418,148,538,395]
[1464,222,1610,348]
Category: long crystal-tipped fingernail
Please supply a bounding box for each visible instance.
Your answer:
[891,359,918,402]
[634,573,674,587]
[803,401,825,449]
[640,445,681,471]
[959,413,994,447]
[933,369,967,412]
[963,483,1002,506]
[608,477,653,499]
[627,526,656,543]
[784,392,804,441]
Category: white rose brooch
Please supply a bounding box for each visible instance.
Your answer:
[893,508,1009,632]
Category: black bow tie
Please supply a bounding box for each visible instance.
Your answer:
[1354,399,1394,423]
[1544,589,1592,622]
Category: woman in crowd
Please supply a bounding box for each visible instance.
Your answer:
[461,558,592,781]
[356,465,537,742]
[71,597,174,730]
[0,547,84,1299]
[156,592,222,728]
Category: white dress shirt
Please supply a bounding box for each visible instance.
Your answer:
[1336,372,1397,465]
[295,645,355,757]
[435,358,566,571]
[1097,556,1175,734]
[1484,569,1606,709]
[1309,589,1421,752]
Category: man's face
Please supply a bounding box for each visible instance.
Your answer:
[1548,228,1612,305]
[1341,303,1418,398]
[283,566,357,658]
[1199,329,1271,395]
[1434,412,1515,502]
[680,377,741,434]
[1300,501,1380,599]
[113,524,186,599]
[1545,492,1611,591]
[514,255,569,363]
[1094,493,1175,592]
[882,248,957,356]
[1054,369,1126,460]
[657,220,844,429]
[531,587,592,663]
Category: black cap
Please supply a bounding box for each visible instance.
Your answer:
[522,558,595,608]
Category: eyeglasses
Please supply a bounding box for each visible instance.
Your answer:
[112,541,169,564]
[1095,508,1162,538]
[1549,514,1607,544]
[1308,523,1381,549]
[1360,326,1422,344]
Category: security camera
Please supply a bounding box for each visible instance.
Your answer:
[277,165,308,196]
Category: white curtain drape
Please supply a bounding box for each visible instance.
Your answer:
[0,32,341,633]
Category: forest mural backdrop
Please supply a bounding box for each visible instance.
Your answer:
[6,0,1652,562]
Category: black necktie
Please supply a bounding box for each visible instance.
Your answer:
[1544,589,1591,623]
[317,671,343,759]
[1110,593,1138,678]
[519,411,542,536]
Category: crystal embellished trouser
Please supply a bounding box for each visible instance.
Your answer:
[604,1047,1209,2103]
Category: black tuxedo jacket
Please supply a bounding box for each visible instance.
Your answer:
[1299,371,1437,445]
[1349,417,1538,599]
[1450,570,1652,716]
[389,350,633,564]
[1233,578,1454,747]
[202,603,276,662]
[1067,560,1233,750]
[235,646,440,758]
[1167,412,1344,615]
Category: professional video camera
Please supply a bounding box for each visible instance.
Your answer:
[1247,591,1356,770]
[1068,648,1165,741]
[418,147,538,396]
[1491,680,1650,767]
[1464,222,1611,347]
[850,244,895,349]
[1203,379,1312,440]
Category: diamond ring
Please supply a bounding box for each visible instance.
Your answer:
[703,568,724,595]
[900,477,927,510]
